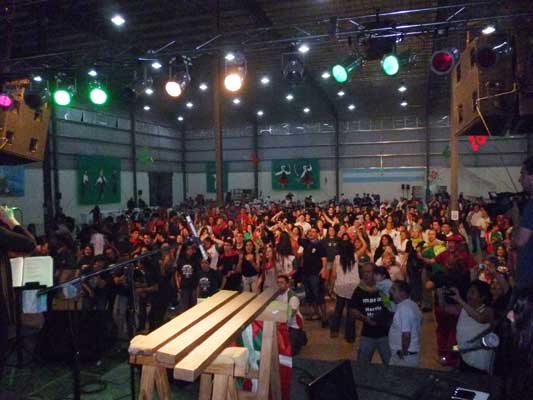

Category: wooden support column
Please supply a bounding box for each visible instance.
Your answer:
[50,107,61,215]
[213,55,224,205]
[252,118,259,199]
[334,113,340,201]
[130,106,138,204]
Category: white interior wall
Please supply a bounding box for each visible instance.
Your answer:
[5,168,44,232]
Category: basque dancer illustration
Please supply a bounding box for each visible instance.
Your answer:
[300,164,314,188]
[95,169,107,200]
[275,164,291,188]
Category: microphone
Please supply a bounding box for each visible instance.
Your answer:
[453,332,500,354]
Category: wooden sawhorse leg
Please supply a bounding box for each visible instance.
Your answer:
[138,365,171,400]
[257,321,281,400]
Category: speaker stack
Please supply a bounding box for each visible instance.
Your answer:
[0,79,51,164]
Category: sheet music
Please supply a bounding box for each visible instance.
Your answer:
[9,256,54,288]
[22,257,53,287]
[9,257,24,287]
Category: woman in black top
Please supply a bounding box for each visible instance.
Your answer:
[241,240,260,292]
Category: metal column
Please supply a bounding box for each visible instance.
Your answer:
[334,114,340,201]
[50,107,61,215]
[130,106,138,204]
[252,118,259,199]
[181,126,187,202]
[213,54,224,205]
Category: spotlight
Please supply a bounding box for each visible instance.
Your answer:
[430,48,459,75]
[199,83,208,91]
[224,52,246,92]
[482,24,496,35]
[303,107,310,114]
[298,43,310,54]
[332,56,363,83]
[145,87,154,95]
[232,98,241,105]
[283,53,305,86]
[143,105,150,111]
[348,104,355,111]
[89,83,108,105]
[260,76,270,85]
[321,71,331,80]
[111,14,125,26]
[151,61,162,70]
[186,102,194,109]
[257,110,264,117]
[33,75,43,82]
[53,89,72,106]
[475,45,498,70]
[398,83,407,92]
[381,51,416,76]
[178,116,184,122]
[88,69,98,77]
[165,81,182,97]
[286,93,294,101]
[0,93,13,110]
[337,91,345,97]
[400,99,408,107]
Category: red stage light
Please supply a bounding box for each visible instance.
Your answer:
[430,49,458,75]
[0,93,13,110]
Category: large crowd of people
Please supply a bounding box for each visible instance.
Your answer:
[1,157,533,398]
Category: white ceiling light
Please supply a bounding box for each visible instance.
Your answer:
[321,71,331,80]
[286,93,294,101]
[178,116,184,121]
[143,105,150,111]
[33,75,43,82]
[298,43,310,54]
[400,99,408,107]
[303,107,310,113]
[337,90,345,97]
[186,102,194,109]
[348,104,356,111]
[151,61,162,70]
[257,110,264,117]
[145,87,154,95]
[260,76,270,85]
[225,53,235,61]
[398,84,407,93]
[482,25,496,35]
[232,98,241,105]
[88,69,98,77]
[199,83,208,91]
[111,14,125,26]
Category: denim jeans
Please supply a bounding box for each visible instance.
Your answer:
[470,227,482,254]
[357,336,391,365]
[329,296,355,342]
[112,295,129,339]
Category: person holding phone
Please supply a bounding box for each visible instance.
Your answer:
[0,205,36,378]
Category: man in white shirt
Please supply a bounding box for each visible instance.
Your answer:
[294,214,311,235]
[388,281,422,367]
[276,275,306,354]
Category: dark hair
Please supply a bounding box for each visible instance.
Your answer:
[276,232,293,256]
[394,280,412,296]
[277,274,290,283]
[523,156,533,175]
[338,241,356,273]
[243,239,255,254]
[374,266,391,280]
[470,281,492,306]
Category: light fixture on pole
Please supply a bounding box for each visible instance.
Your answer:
[282,52,305,86]
[224,52,246,92]
[430,48,459,75]
[332,56,363,83]
[165,57,191,98]
[381,51,416,76]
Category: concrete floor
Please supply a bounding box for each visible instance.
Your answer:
[299,299,448,371]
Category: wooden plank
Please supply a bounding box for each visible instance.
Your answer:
[257,321,275,400]
[199,374,213,400]
[129,290,238,356]
[156,292,257,365]
[138,366,156,400]
[269,322,282,400]
[173,288,277,382]
[154,367,171,400]
[212,374,229,400]
[256,300,288,323]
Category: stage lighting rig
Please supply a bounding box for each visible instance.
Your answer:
[282,52,305,86]
[165,56,191,98]
[332,56,363,83]
[224,52,246,92]
[430,48,459,75]
[52,74,75,106]
[381,51,416,76]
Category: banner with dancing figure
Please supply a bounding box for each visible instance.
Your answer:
[206,162,229,193]
[77,155,121,205]
[271,159,320,191]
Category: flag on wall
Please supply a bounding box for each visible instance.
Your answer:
[77,155,121,205]
[0,165,25,197]
[271,159,320,191]
[206,162,228,193]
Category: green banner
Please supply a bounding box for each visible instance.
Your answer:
[206,162,229,193]
[77,155,121,205]
[272,159,320,191]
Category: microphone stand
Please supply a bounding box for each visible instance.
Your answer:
[38,250,161,400]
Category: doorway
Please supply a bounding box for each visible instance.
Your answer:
[149,172,173,207]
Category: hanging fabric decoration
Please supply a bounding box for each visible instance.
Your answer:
[138,146,154,164]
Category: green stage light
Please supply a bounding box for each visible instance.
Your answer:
[381,54,400,76]
[53,89,72,106]
[89,86,108,105]
[332,57,363,83]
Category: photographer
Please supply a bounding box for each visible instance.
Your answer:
[0,206,36,378]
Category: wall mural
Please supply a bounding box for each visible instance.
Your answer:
[77,155,121,205]
[0,165,25,196]
[206,162,229,193]
[271,159,320,191]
